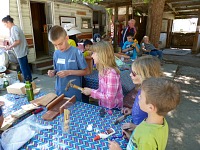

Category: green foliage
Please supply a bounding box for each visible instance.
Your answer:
[132,0,149,3]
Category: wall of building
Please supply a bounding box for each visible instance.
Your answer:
[54,2,93,33]
[10,0,36,63]
[8,0,93,62]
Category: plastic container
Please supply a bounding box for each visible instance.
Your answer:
[3,78,9,88]
[94,128,115,141]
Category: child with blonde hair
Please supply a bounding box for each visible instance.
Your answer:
[109,77,180,150]
[82,41,123,109]
[121,55,163,137]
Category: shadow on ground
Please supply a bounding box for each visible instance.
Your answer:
[166,66,200,150]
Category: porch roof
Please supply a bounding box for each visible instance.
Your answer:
[99,0,200,19]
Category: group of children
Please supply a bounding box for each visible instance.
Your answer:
[122,32,163,61]
[47,25,180,149]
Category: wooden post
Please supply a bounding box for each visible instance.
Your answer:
[113,5,118,52]
[166,19,173,48]
[146,0,166,47]
[192,8,200,54]
[125,5,129,26]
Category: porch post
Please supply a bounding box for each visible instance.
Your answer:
[146,0,166,48]
[192,8,200,54]
[113,5,118,52]
[16,0,24,30]
[125,5,129,26]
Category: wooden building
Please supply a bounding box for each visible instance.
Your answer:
[100,0,200,54]
[0,0,94,62]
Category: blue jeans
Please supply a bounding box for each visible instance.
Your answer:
[146,49,163,60]
[18,55,32,81]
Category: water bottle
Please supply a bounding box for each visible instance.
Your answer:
[25,81,34,101]
[17,71,22,82]
[3,78,9,88]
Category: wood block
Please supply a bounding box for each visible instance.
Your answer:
[31,93,57,106]
[11,109,30,119]
[42,110,59,121]
[21,104,39,111]
[46,94,65,110]
[60,96,76,114]
[42,95,76,121]
[0,115,17,131]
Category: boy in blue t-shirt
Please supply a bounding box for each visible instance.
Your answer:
[122,32,140,60]
[47,25,89,101]
[108,78,180,150]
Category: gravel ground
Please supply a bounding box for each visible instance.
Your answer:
[166,65,200,150]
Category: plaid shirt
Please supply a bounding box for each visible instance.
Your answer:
[90,68,123,109]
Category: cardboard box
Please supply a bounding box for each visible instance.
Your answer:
[6,83,26,95]
[6,82,36,95]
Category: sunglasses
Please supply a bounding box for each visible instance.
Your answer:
[131,71,137,77]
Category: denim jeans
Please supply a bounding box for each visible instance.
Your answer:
[146,49,163,60]
[18,55,32,81]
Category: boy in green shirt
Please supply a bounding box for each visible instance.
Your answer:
[109,77,180,150]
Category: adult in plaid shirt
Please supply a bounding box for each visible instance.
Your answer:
[82,41,123,109]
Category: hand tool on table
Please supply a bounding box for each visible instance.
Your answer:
[65,79,83,91]
[114,114,128,125]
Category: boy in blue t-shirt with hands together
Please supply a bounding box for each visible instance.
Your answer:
[122,32,140,60]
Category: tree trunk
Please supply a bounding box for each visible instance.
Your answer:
[146,0,166,48]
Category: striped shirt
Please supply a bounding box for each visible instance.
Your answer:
[90,68,123,109]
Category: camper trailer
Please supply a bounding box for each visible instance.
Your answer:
[0,0,94,62]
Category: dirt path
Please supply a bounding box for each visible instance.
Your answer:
[166,65,200,150]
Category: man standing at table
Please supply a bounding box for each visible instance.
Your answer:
[121,19,137,47]
[47,25,89,101]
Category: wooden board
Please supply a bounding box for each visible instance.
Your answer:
[31,93,57,106]
[42,95,76,121]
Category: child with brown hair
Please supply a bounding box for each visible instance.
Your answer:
[109,77,181,150]
[82,41,123,109]
[47,25,89,101]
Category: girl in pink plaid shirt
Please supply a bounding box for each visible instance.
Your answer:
[82,41,123,109]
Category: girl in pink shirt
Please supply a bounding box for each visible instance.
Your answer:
[82,41,123,109]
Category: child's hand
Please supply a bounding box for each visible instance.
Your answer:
[82,87,92,96]
[56,70,71,78]
[122,123,136,131]
[132,43,137,48]
[108,140,122,150]
[128,47,133,51]
[121,107,131,115]
[122,129,132,140]
[47,70,56,77]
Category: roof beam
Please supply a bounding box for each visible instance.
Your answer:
[178,12,198,15]
[172,1,200,8]
[166,3,178,14]
[166,0,200,3]
[175,6,200,11]
[175,15,198,19]
[99,2,132,8]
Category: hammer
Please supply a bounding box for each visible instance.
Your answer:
[65,79,83,91]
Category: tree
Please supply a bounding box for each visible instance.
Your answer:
[146,0,166,47]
